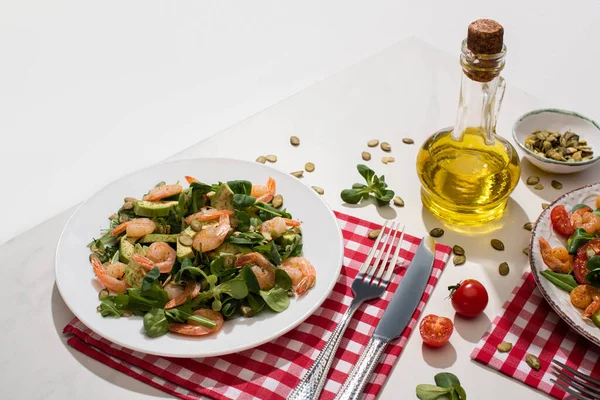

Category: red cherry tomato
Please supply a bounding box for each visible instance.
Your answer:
[574,239,600,284]
[419,314,453,347]
[449,279,489,318]
[550,205,574,236]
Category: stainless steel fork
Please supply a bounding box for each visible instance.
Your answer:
[287,221,404,400]
[550,359,600,399]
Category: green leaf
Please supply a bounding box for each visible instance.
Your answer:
[415,384,453,400]
[541,270,578,292]
[434,373,460,389]
[174,258,207,282]
[141,267,161,293]
[188,182,213,214]
[164,305,217,328]
[247,292,265,314]
[143,308,169,338]
[228,232,267,245]
[238,265,261,293]
[594,209,600,217]
[217,279,249,299]
[221,297,240,319]
[584,257,600,288]
[233,194,256,208]
[571,203,591,213]
[587,255,600,271]
[259,287,290,312]
[357,164,375,184]
[98,298,124,317]
[340,188,368,204]
[275,268,292,290]
[235,210,251,232]
[568,228,595,254]
[254,202,292,220]
[227,180,252,195]
[452,384,467,400]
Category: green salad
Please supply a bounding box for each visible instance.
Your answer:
[88,176,316,338]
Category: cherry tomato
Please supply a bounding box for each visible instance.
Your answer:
[419,314,453,347]
[574,239,600,284]
[449,279,489,318]
[550,205,574,236]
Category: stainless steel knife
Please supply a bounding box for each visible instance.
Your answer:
[333,236,436,400]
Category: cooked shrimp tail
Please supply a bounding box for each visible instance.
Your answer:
[279,257,316,295]
[165,281,201,310]
[91,257,128,293]
[251,177,276,203]
[539,237,573,274]
[185,176,199,184]
[143,184,183,202]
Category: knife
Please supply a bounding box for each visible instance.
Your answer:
[333,236,436,400]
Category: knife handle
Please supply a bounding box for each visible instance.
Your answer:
[333,335,389,400]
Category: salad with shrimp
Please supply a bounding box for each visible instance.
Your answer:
[88,176,316,338]
[538,193,600,328]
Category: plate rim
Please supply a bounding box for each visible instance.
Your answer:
[529,181,600,348]
[55,157,345,357]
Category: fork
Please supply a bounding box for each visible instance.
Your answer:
[550,359,600,399]
[287,221,405,400]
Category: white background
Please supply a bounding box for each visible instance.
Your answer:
[2,0,600,245]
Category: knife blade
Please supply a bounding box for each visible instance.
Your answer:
[334,236,436,400]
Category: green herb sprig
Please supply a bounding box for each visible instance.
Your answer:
[416,372,467,400]
[340,164,395,205]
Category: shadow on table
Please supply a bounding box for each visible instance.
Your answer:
[453,312,492,344]
[51,283,170,398]
[341,197,398,219]
[421,342,457,368]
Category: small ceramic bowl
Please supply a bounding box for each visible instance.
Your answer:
[512,108,600,174]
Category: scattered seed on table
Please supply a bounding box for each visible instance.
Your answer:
[499,262,510,276]
[497,342,513,353]
[191,219,203,232]
[525,354,541,371]
[305,162,315,172]
[380,142,392,152]
[179,235,193,247]
[368,229,380,239]
[272,194,283,208]
[402,138,414,144]
[523,222,534,231]
[367,139,379,147]
[453,255,466,266]
[534,183,544,190]
[256,156,267,164]
[362,151,372,161]
[291,170,304,178]
[523,247,530,256]
[393,196,405,207]
[311,186,324,195]
[527,176,540,185]
[491,239,505,251]
[551,180,563,190]
[429,228,444,238]
[453,245,465,256]
[542,203,550,209]
[290,136,300,146]
[265,155,278,163]
[381,156,395,164]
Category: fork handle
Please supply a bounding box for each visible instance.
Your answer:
[287,299,362,400]
[333,335,389,400]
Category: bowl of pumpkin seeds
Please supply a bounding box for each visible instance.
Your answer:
[512,108,600,174]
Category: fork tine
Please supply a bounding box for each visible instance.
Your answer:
[381,225,405,286]
[373,225,402,284]
[551,378,595,400]
[552,360,600,387]
[364,222,397,280]
[359,221,389,274]
[551,367,600,396]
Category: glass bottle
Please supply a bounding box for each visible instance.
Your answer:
[416,19,520,226]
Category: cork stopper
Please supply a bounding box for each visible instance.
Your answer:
[467,19,504,55]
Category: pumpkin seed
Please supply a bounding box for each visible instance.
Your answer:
[179,235,193,246]
[89,253,101,263]
[121,201,134,211]
[241,305,255,317]
[380,142,392,152]
[453,245,465,256]
[497,342,513,353]
[523,247,530,256]
[526,176,540,185]
[542,203,550,209]
[429,228,444,238]
[108,213,118,221]
[368,229,380,239]
[402,138,414,144]
[96,305,102,312]
[525,129,591,162]
[98,289,109,300]
[122,311,132,317]
[393,196,404,207]
[491,239,505,251]
[119,214,130,223]
[272,194,283,208]
[499,262,510,276]
[453,255,466,266]
[256,156,267,164]
[155,225,165,234]
[290,136,300,146]
[362,151,372,161]
[367,139,379,147]
[124,197,138,203]
[265,155,278,163]
[305,162,315,172]
[586,247,596,259]
[525,354,541,371]
[534,183,544,190]
[551,180,563,190]
[312,186,324,195]
[523,222,534,231]
[381,156,395,164]
[291,170,304,178]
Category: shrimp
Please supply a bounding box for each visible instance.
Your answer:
[596,195,600,210]
[143,184,182,202]
[571,211,600,234]
[583,296,600,318]
[91,257,128,293]
[131,242,176,273]
[570,285,599,309]
[539,238,573,274]
[110,218,156,238]
[165,280,202,310]
[184,208,234,225]
[185,176,198,184]
[279,257,316,295]
[193,212,230,253]
[235,252,275,290]
[251,177,276,203]
[259,217,301,240]
[168,309,224,336]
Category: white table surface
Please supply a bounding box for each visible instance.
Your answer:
[2,0,600,245]
[4,37,600,399]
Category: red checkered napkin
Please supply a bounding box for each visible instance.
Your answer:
[64,212,451,400]
[471,272,600,399]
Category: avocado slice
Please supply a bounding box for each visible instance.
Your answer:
[208,242,251,258]
[133,200,178,218]
[119,236,136,263]
[592,311,600,328]
[177,227,197,262]
[138,233,179,243]
[210,183,234,211]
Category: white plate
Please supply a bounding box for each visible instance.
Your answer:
[530,182,600,347]
[55,158,344,358]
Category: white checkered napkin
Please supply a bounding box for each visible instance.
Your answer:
[65,211,451,400]
[471,272,600,399]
